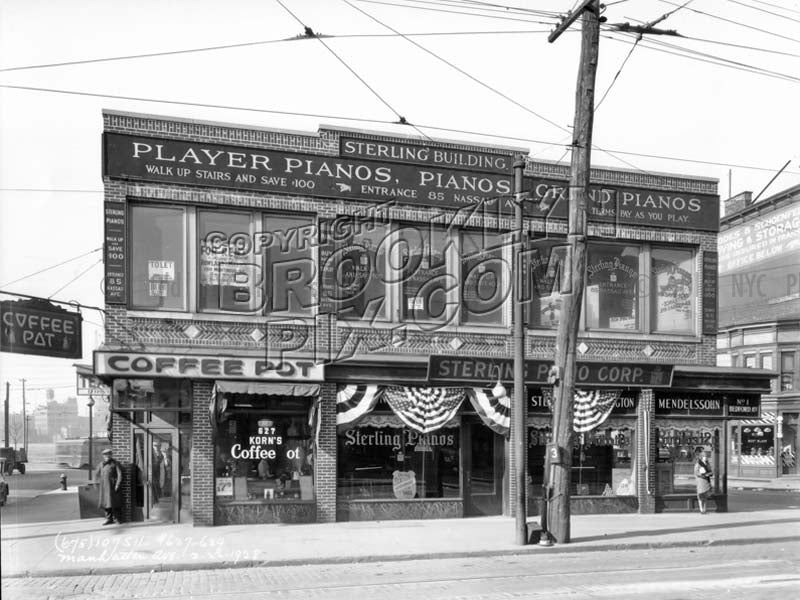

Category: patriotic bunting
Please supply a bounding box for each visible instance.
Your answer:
[467,382,510,437]
[336,384,383,431]
[384,386,465,434]
[542,388,621,433]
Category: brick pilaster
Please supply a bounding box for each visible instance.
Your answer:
[110,411,133,522]
[192,381,215,526]
[637,389,656,513]
[315,382,337,522]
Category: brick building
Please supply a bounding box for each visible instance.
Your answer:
[96,110,772,526]
[717,185,800,479]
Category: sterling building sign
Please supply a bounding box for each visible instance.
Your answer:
[0,298,82,359]
[103,133,719,231]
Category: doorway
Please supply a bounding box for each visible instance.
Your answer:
[463,420,504,516]
[134,428,180,522]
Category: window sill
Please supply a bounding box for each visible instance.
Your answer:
[216,499,315,505]
[126,310,317,324]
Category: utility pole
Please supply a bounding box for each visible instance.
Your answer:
[545,0,601,544]
[20,378,27,453]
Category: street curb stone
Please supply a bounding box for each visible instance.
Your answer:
[6,535,800,579]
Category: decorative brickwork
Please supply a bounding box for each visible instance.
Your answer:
[316,383,337,523]
[192,381,215,526]
[637,389,656,514]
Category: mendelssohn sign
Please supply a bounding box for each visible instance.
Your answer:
[103,133,719,231]
[0,298,82,359]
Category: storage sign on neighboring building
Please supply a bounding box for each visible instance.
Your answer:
[0,298,82,359]
[718,200,800,326]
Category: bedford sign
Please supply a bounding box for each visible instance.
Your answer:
[1,298,82,359]
[94,351,324,381]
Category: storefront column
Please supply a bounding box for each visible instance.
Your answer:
[637,389,656,514]
[316,382,337,523]
[110,410,134,522]
[191,381,214,526]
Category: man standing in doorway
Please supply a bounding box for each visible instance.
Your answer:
[96,448,123,525]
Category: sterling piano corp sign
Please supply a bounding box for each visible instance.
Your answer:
[427,355,674,388]
[102,133,719,231]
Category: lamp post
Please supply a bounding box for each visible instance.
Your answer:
[88,396,95,481]
[512,157,528,545]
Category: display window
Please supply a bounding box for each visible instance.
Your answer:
[655,426,719,494]
[215,408,314,504]
[527,426,636,496]
[337,419,460,500]
[730,423,775,467]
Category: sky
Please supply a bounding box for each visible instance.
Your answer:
[0,0,799,414]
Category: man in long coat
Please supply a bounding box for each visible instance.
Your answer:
[96,448,123,525]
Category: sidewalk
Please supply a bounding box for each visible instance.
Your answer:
[2,487,799,579]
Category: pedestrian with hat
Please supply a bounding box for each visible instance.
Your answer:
[95,448,123,525]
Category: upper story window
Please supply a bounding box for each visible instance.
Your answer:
[525,239,698,335]
[460,231,507,325]
[399,225,453,324]
[781,351,795,391]
[651,247,694,333]
[585,243,640,331]
[130,205,187,311]
[130,203,315,316]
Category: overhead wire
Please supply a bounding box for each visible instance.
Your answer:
[608,31,800,83]
[276,0,429,136]
[48,258,103,299]
[726,0,800,25]
[355,0,561,25]
[749,0,800,16]
[656,0,800,45]
[1,247,103,287]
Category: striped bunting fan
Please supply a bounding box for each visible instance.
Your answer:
[336,384,383,431]
[383,386,465,434]
[466,383,510,437]
[542,388,621,433]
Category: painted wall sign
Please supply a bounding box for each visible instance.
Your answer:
[725,394,761,418]
[702,251,718,335]
[339,136,513,174]
[1,299,82,359]
[428,355,673,387]
[655,392,724,416]
[104,203,126,304]
[94,351,324,381]
[524,179,720,232]
[718,201,800,326]
[104,133,719,231]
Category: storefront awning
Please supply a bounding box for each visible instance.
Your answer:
[733,411,777,426]
[214,381,320,397]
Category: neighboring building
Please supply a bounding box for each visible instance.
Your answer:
[717,185,800,478]
[31,398,80,441]
[95,111,772,526]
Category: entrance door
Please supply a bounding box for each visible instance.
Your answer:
[463,420,504,516]
[147,429,179,522]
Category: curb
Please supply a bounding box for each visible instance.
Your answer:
[5,535,800,579]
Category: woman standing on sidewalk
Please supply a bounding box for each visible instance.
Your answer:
[694,447,713,514]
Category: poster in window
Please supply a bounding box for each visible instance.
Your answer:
[148,260,175,281]
[653,250,693,331]
[215,477,233,496]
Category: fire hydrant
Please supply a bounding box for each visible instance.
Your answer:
[60,473,67,491]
